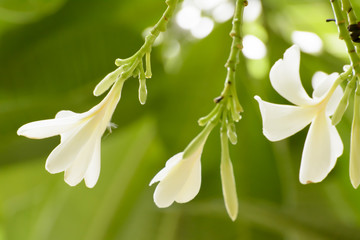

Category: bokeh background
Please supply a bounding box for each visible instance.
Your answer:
[1,0,360,239]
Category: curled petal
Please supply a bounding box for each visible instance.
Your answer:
[299,111,342,184]
[255,96,316,141]
[269,45,313,106]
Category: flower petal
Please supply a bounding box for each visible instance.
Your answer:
[299,111,341,184]
[56,111,82,142]
[45,117,98,174]
[311,72,343,115]
[330,123,343,160]
[255,96,316,141]
[84,139,102,188]
[17,112,83,139]
[269,45,313,106]
[174,158,201,203]
[64,134,99,187]
[153,159,201,208]
[149,152,183,186]
[152,148,203,208]
[311,71,328,91]
[312,73,339,99]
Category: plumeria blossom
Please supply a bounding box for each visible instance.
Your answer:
[150,124,213,208]
[17,80,124,188]
[255,45,344,184]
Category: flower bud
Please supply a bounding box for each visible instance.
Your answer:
[220,130,238,221]
[198,104,220,126]
[350,90,360,188]
[332,78,355,125]
[94,66,124,96]
[145,51,152,78]
[227,122,237,145]
[138,78,148,105]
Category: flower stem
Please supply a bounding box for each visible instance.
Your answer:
[340,0,360,54]
[341,0,357,24]
[220,0,247,114]
[199,0,246,125]
[96,0,178,97]
[134,0,178,60]
[331,0,360,76]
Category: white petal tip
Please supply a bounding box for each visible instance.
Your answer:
[64,177,81,187]
[16,126,33,138]
[254,95,261,101]
[45,164,62,174]
[286,45,300,55]
[351,180,360,189]
[262,131,281,142]
[85,177,99,188]
[229,214,237,221]
[85,183,96,188]
[65,181,78,187]
[149,179,157,186]
[16,129,23,136]
[154,199,173,208]
[93,88,102,97]
[299,178,322,185]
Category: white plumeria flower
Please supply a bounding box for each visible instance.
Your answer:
[255,45,344,184]
[17,80,124,188]
[149,124,214,208]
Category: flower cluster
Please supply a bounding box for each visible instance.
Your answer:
[150,99,240,221]
[18,80,124,188]
[255,45,345,184]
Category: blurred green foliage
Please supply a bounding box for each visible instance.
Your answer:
[1,0,360,239]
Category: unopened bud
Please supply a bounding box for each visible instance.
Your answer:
[332,79,355,125]
[138,78,148,105]
[93,67,124,96]
[227,122,237,145]
[145,51,152,78]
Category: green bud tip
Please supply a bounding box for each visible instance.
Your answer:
[227,123,237,145]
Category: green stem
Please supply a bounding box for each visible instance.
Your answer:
[341,0,357,24]
[222,0,247,97]
[341,0,360,54]
[331,0,360,76]
[198,0,246,124]
[134,0,178,59]
[214,0,246,123]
